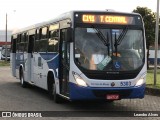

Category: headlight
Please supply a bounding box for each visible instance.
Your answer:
[72,72,87,87]
[135,78,144,86]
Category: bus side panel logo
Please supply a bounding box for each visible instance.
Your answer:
[111,82,115,87]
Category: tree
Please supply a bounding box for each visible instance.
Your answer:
[133,6,156,69]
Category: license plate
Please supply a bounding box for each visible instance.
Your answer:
[106,94,119,100]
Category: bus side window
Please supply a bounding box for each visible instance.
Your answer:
[41,27,48,39]
[16,35,20,53]
[48,29,59,52]
[19,34,24,53]
[23,33,27,53]
[11,36,16,53]
[28,34,35,53]
[39,28,42,40]
[34,29,39,52]
[11,37,13,52]
[27,29,36,53]
[36,29,39,40]
[39,27,48,52]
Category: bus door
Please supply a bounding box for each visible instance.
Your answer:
[59,29,70,96]
[25,30,35,82]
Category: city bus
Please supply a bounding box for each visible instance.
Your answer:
[1,45,11,60]
[11,10,147,103]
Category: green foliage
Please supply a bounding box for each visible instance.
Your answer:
[0,61,10,66]
[133,6,156,47]
[146,69,160,88]
[133,7,156,69]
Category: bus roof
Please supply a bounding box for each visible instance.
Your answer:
[12,10,141,35]
[12,11,74,35]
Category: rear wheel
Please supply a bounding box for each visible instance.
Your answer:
[20,69,28,88]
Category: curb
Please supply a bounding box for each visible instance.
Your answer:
[145,87,160,97]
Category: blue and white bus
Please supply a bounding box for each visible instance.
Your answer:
[11,10,147,103]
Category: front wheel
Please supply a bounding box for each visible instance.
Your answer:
[50,82,63,103]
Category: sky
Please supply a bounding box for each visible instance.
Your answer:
[0,0,157,30]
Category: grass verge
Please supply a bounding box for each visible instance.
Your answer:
[146,68,160,89]
[0,61,10,66]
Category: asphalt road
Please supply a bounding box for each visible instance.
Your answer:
[0,66,160,120]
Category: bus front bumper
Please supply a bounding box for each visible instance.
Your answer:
[69,82,145,100]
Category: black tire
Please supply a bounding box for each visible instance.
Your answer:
[52,82,63,103]
[48,73,64,103]
[48,74,54,99]
[48,82,62,103]
[20,69,28,88]
[48,78,62,103]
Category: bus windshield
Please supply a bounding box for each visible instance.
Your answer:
[74,27,144,71]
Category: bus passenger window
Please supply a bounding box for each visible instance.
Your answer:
[39,40,48,52]
[48,30,59,52]
[41,27,47,39]
[23,33,27,53]
[38,27,48,52]
[18,34,24,52]
[40,27,48,39]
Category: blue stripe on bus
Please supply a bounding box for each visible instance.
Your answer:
[69,82,145,100]
[39,53,59,78]
[39,53,58,60]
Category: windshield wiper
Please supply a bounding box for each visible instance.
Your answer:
[117,27,128,44]
[92,27,110,55]
[114,27,128,56]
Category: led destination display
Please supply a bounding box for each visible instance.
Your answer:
[81,14,135,25]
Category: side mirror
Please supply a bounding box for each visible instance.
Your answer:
[66,28,72,42]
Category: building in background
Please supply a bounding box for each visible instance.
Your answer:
[148,45,160,65]
[0,30,12,60]
[0,30,12,47]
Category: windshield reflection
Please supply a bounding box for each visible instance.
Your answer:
[75,27,144,71]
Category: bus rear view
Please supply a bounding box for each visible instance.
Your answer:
[70,11,146,101]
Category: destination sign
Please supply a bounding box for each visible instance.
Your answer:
[81,14,135,25]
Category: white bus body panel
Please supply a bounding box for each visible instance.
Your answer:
[11,53,16,77]
[32,53,48,90]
